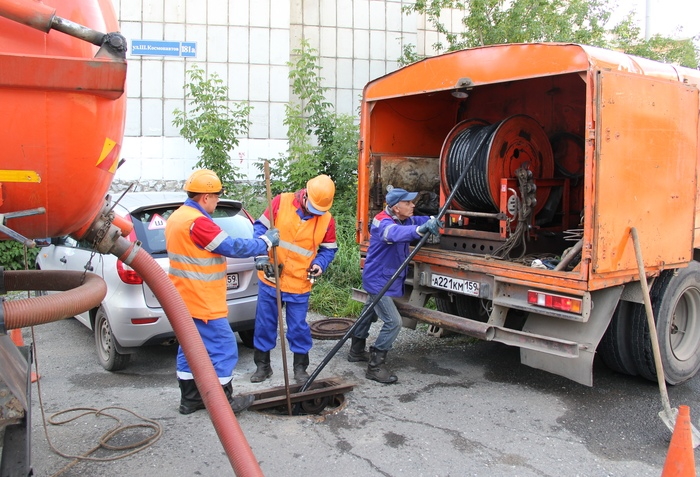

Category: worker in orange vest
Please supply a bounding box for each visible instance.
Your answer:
[250,174,338,384]
[165,169,280,415]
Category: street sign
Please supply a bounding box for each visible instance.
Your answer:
[131,40,197,58]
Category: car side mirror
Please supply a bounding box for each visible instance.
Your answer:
[34,238,51,248]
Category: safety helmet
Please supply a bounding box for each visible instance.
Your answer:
[183,169,222,194]
[305,174,335,214]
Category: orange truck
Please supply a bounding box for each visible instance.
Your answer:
[356,43,700,387]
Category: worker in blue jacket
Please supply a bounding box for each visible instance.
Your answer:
[348,187,441,383]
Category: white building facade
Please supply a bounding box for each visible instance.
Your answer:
[111,0,456,183]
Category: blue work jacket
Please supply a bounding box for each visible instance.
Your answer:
[361,208,430,297]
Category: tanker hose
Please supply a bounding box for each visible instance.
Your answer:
[2,270,106,330]
[114,237,263,477]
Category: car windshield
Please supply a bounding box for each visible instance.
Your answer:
[129,205,254,256]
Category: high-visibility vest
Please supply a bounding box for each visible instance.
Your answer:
[259,193,332,294]
[165,205,227,322]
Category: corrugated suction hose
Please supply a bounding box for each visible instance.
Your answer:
[116,237,263,477]
[2,270,107,328]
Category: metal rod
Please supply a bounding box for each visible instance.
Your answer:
[264,161,293,416]
[50,15,105,46]
[299,128,493,393]
[554,239,583,271]
[630,227,672,415]
[445,209,506,220]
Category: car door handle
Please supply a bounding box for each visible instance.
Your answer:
[60,256,67,263]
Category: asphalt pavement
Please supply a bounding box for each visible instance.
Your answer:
[22,313,700,477]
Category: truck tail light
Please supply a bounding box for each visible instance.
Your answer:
[527,290,582,314]
[117,259,143,284]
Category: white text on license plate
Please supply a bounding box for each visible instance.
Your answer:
[226,273,239,290]
[430,274,479,296]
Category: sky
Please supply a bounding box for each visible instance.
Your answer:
[609,0,700,39]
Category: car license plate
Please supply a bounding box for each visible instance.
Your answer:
[430,273,479,296]
[226,273,239,290]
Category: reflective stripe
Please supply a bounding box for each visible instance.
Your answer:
[168,252,225,266]
[372,217,382,227]
[205,230,227,252]
[169,268,227,282]
[279,239,314,257]
[382,224,397,243]
[258,214,271,228]
[320,241,338,249]
[176,371,230,384]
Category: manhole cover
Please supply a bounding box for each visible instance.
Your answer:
[310,318,355,340]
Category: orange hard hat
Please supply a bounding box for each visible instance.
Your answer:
[184,169,222,194]
[306,174,335,214]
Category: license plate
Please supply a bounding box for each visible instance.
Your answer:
[430,273,479,296]
[226,273,239,290]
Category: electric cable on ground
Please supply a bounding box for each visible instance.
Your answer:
[30,318,163,477]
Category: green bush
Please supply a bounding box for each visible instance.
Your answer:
[257,39,361,317]
[172,65,252,196]
[0,241,39,270]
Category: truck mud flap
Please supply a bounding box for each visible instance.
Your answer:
[520,286,623,386]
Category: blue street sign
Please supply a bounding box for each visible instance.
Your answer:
[131,40,198,58]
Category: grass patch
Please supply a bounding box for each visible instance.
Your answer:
[309,212,362,317]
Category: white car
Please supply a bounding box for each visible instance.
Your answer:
[36,191,260,371]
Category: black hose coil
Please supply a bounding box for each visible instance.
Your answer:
[445,121,500,212]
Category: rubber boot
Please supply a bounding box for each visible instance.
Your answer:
[347,337,370,362]
[223,382,255,414]
[366,347,398,384]
[293,353,310,384]
[250,349,273,383]
[178,379,206,415]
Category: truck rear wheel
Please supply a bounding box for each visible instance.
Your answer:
[631,263,700,385]
[455,296,489,322]
[434,293,457,314]
[598,301,640,376]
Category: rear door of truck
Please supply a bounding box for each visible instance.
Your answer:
[591,70,698,285]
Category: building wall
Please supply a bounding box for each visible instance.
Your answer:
[110,0,450,183]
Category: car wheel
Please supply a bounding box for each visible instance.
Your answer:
[238,329,255,349]
[94,307,130,371]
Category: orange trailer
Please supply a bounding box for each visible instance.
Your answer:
[356,43,700,386]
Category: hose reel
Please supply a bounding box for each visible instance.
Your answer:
[439,115,554,216]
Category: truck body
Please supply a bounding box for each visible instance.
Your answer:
[356,43,700,386]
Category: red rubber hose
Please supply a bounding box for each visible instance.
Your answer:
[119,239,263,477]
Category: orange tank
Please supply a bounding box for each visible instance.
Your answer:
[0,0,127,241]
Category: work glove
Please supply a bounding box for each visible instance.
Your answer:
[260,228,280,248]
[255,256,283,281]
[417,217,443,237]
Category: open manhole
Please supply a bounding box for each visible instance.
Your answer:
[310,318,355,340]
[246,378,354,416]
